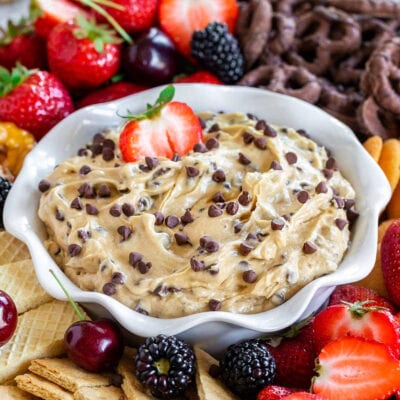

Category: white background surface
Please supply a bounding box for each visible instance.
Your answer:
[0,0,30,28]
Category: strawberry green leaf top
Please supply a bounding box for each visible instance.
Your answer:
[0,64,34,97]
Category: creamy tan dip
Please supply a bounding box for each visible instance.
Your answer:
[38,112,356,318]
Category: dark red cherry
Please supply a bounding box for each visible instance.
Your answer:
[0,290,18,347]
[64,318,123,372]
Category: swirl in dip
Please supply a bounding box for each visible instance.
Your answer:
[38,112,356,318]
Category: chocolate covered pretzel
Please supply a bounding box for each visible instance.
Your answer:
[323,0,400,18]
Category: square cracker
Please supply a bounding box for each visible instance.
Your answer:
[0,385,39,399]
[29,358,109,392]
[0,231,30,264]
[15,373,73,400]
[0,300,85,383]
[73,385,125,400]
[194,347,237,400]
[0,259,51,314]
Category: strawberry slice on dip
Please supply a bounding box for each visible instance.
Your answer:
[119,85,203,162]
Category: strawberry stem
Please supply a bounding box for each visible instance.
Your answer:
[0,63,34,97]
[50,269,85,321]
[89,0,125,11]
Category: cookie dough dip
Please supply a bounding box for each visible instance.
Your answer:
[38,112,357,318]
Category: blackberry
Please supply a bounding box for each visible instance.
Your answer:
[220,339,276,397]
[191,22,245,84]
[0,177,12,229]
[135,334,195,398]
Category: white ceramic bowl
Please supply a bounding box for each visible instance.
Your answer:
[4,85,391,355]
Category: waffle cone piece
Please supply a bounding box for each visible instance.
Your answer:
[0,231,30,265]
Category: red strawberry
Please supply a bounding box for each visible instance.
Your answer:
[282,393,325,400]
[47,15,121,90]
[0,18,47,70]
[312,302,400,357]
[119,85,203,162]
[158,0,239,57]
[0,65,74,140]
[264,320,317,389]
[33,0,88,38]
[312,337,400,400]
[328,284,396,314]
[94,0,158,33]
[257,385,300,400]
[395,389,400,400]
[76,82,148,108]
[175,71,223,85]
[381,219,400,308]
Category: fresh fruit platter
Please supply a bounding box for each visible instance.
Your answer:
[1,0,400,399]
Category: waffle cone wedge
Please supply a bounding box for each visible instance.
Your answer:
[0,260,51,314]
[0,231,30,265]
[0,300,84,384]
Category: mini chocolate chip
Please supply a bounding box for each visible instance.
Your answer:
[77,148,88,156]
[122,203,135,217]
[98,184,111,198]
[110,204,122,217]
[206,137,219,150]
[208,364,221,378]
[199,117,206,129]
[239,242,254,256]
[93,132,105,144]
[234,222,244,233]
[255,120,267,131]
[326,157,338,170]
[242,131,254,144]
[111,272,125,285]
[208,299,221,311]
[186,166,200,177]
[117,225,132,241]
[264,125,277,137]
[297,190,309,204]
[247,113,258,120]
[175,232,190,245]
[38,179,51,192]
[153,284,168,297]
[153,167,170,178]
[297,129,309,137]
[171,153,182,162]
[271,218,285,230]
[78,183,96,199]
[238,191,251,206]
[208,123,220,133]
[323,168,333,179]
[139,164,150,173]
[316,181,328,194]
[102,147,114,161]
[332,187,339,196]
[246,232,258,242]
[79,165,91,175]
[226,201,239,215]
[77,229,90,242]
[91,143,102,156]
[154,211,164,225]
[204,239,219,253]
[270,160,282,170]
[238,152,251,165]
[285,152,298,164]
[55,210,64,221]
[208,204,223,217]
[86,204,99,215]
[71,197,83,210]
[254,137,267,149]
[129,252,143,267]
[165,215,179,228]
[335,218,348,230]
[103,282,116,296]
[181,210,194,225]
[212,191,225,203]
[212,169,226,182]
[303,241,317,254]
[243,270,257,283]
[332,196,345,209]
[145,156,159,170]
[193,142,208,153]
[138,261,152,274]
[347,208,359,223]
[190,257,205,271]
[282,214,291,221]
[68,244,82,257]
[103,138,115,150]
[344,199,356,210]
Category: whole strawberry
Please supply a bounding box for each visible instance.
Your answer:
[0,65,74,140]
[47,15,121,90]
[175,71,223,84]
[0,19,47,70]
[264,320,316,389]
[381,219,400,308]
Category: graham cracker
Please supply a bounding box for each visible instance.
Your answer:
[0,385,39,399]
[0,259,51,314]
[0,300,85,383]
[73,385,125,400]
[194,347,237,400]
[29,358,109,392]
[0,231,30,264]
[15,373,73,400]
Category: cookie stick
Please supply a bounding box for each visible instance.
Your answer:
[363,136,383,162]
[378,138,400,191]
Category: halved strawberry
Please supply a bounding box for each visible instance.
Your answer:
[119,85,203,162]
[257,385,300,400]
[158,0,239,57]
[312,302,400,357]
[282,393,325,400]
[312,337,400,400]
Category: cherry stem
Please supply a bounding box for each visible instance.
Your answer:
[49,269,85,321]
